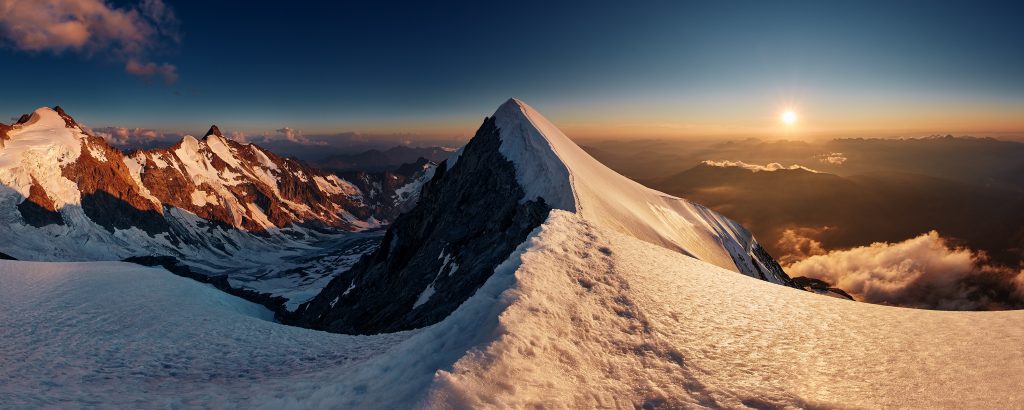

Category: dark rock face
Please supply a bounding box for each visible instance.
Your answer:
[0,251,16,260]
[53,106,79,128]
[336,157,435,221]
[205,125,223,138]
[17,177,65,227]
[751,243,797,287]
[792,276,855,300]
[63,135,169,234]
[284,117,551,334]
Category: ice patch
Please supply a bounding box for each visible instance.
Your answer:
[412,284,435,309]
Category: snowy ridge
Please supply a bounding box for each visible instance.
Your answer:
[492,98,790,283]
[4,212,1023,408]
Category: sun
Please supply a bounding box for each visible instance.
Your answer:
[781,110,797,125]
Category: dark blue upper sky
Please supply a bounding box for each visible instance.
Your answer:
[2,0,1022,140]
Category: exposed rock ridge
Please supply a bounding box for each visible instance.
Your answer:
[285,116,551,334]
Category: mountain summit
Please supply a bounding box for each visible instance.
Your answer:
[204,125,224,138]
[287,98,795,334]
[491,99,791,282]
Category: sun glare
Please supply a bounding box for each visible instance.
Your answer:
[781,110,797,125]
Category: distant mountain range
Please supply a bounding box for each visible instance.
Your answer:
[307,145,455,173]
[0,106,434,309]
[650,161,1024,267]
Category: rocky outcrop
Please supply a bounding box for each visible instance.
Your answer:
[53,106,79,128]
[17,177,64,227]
[62,134,168,234]
[0,122,10,146]
[205,125,223,138]
[792,276,855,300]
[751,243,797,287]
[284,116,550,334]
[129,132,376,231]
[336,157,436,220]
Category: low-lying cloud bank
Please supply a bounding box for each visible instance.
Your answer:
[90,126,179,148]
[786,231,1024,310]
[776,226,830,265]
[700,160,818,173]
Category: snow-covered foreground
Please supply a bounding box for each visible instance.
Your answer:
[3,211,1024,408]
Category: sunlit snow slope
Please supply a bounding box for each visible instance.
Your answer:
[3,211,1023,408]
[291,98,796,335]
[492,99,790,284]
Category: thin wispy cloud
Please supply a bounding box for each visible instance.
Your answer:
[124,58,177,84]
[700,160,819,173]
[0,0,181,83]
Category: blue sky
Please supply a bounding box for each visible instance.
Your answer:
[1,0,1022,141]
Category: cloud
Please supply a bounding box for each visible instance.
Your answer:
[275,127,301,142]
[125,58,176,84]
[0,0,180,83]
[786,231,1024,310]
[700,160,818,173]
[91,126,178,147]
[776,226,831,265]
[266,127,327,145]
[815,152,847,165]
[227,131,253,143]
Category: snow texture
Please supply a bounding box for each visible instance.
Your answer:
[3,212,1023,408]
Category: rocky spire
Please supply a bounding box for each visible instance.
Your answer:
[205,125,224,139]
[52,106,79,128]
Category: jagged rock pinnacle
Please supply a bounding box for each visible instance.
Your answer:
[205,125,223,138]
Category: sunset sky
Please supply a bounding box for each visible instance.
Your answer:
[1,0,1022,141]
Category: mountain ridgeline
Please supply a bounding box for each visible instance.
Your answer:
[285,99,804,334]
[3,101,814,336]
[0,107,432,262]
[285,116,551,333]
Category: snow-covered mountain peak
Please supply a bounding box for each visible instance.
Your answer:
[289,98,795,335]
[16,107,68,131]
[492,98,575,211]
[1,105,437,266]
[0,106,89,209]
[491,98,790,283]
